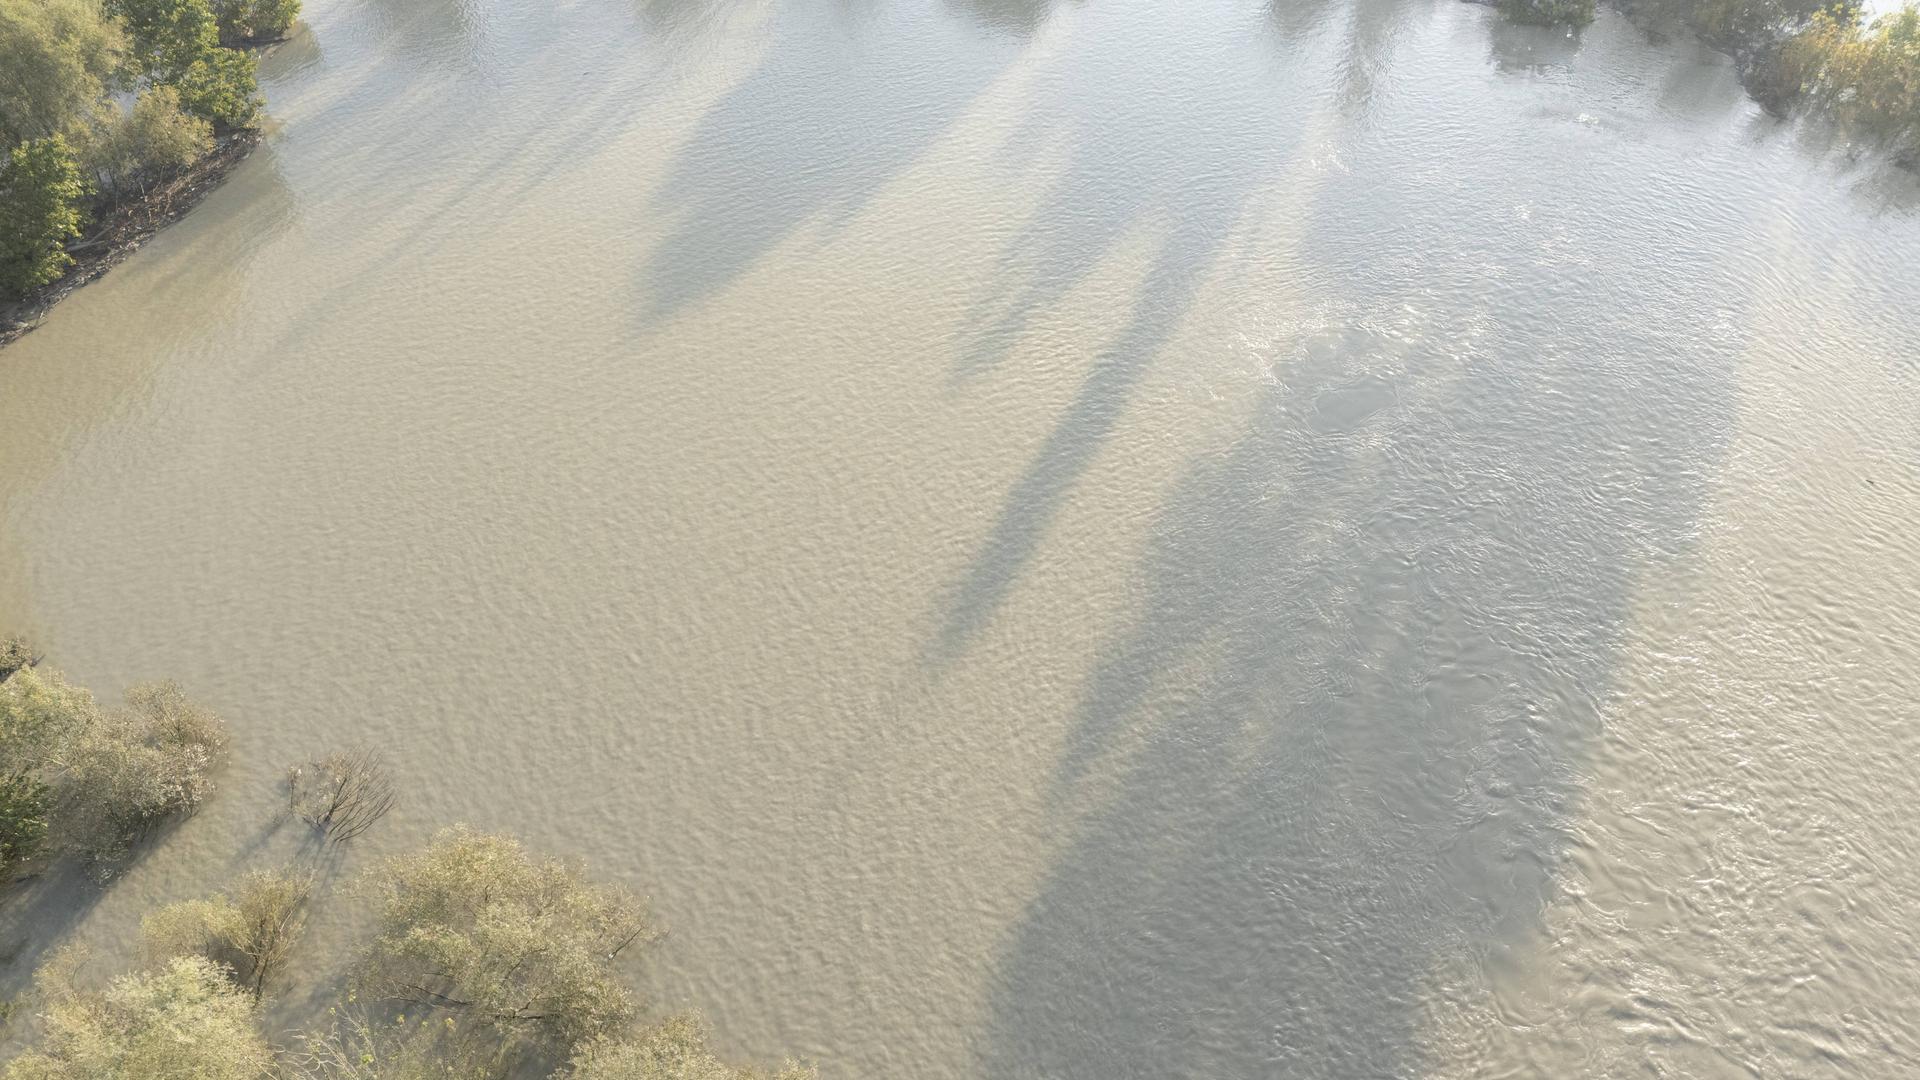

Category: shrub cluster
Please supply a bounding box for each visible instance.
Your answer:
[4,828,814,1080]
[2,647,812,1079]
[0,664,227,878]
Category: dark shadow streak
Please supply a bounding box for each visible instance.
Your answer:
[634,0,1053,321]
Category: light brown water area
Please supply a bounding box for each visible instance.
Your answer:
[4,0,1920,1075]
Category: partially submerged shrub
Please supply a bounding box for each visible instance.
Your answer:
[284,1008,489,1080]
[53,679,227,868]
[355,826,652,1060]
[1,952,273,1080]
[142,866,313,996]
[0,769,50,879]
[289,746,397,843]
[1,668,228,871]
[562,1015,817,1080]
[0,634,37,680]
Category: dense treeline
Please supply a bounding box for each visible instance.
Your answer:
[1499,0,1920,157]
[1,647,815,1079]
[1761,3,1920,149]
[0,0,297,301]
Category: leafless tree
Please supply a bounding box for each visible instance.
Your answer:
[287,747,396,843]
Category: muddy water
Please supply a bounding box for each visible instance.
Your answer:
[4,0,1920,1075]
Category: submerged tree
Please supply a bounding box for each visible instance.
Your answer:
[1,951,274,1080]
[52,679,228,868]
[0,667,228,872]
[0,768,49,879]
[0,633,39,680]
[289,745,398,843]
[142,866,314,997]
[354,827,652,1061]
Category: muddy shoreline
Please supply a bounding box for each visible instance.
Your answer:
[0,129,263,350]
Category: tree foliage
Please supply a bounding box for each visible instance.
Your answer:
[354,827,653,1060]
[0,136,87,297]
[0,666,99,777]
[1773,4,1920,147]
[0,768,50,879]
[142,866,314,996]
[172,42,258,127]
[0,666,228,872]
[0,0,124,146]
[51,679,228,867]
[0,634,38,680]
[89,84,211,198]
[0,0,269,299]
[1631,0,1832,48]
[285,1009,495,1080]
[100,0,260,126]
[215,0,298,45]
[1,953,274,1080]
[562,1016,817,1080]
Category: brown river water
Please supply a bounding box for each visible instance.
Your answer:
[4,0,1920,1076]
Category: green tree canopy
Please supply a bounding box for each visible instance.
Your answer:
[0,0,124,146]
[90,83,212,197]
[0,136,88,298]
[105,0,258,126]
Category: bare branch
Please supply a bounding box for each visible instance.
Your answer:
[287,746,397,843]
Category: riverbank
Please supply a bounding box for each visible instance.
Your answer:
[0,131,263,351]
[1513,0,1920,163]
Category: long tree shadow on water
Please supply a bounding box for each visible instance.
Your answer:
[932,0,1432,662]
[978,292,1738,1075]
[634,0,1055,320]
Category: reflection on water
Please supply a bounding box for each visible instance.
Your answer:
[4,0,1920,1076]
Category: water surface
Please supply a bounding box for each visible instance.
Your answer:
[3,0,1919,1076]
